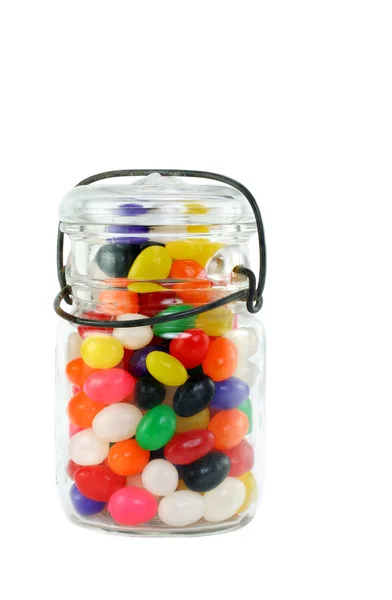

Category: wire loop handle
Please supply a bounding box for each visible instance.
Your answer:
[55,170,266,323]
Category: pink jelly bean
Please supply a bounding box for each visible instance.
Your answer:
[72,385,80,395]
[69,423,83,438]
[108,486,158,525]
[83,368,136,404]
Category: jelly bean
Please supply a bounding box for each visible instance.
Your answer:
[203,478,246,522]
[67,459,81,480]
[99,289,139,316]
[208,409,249,450]
[164,430,215,465]
[74,465,127,502]
[92,404,143,442]
[136,405,176,450]
[158,490,205,527]
[67,332,82,362]
[224,328,258,363]
[153,304,197,339]
[138,291,182,318]
[175,408,210,433]
[202,338,238,382]
[237,398,253,434]
[173,377,215,417]
[83,368,136,404]
[128,345,167,378]
[146,351,188,386]
[173,280,213,305]
[112,313,154,350]
[196,306,234,337]
[96,243,141,278]
[128,245,172,279]
[77,311,114,339]
[141,459,179,496]
[233,362,259,387]
[135,376,166,410]
[224,439,255,477]
[65,358,98,388]
[209,377,250,411]
[127,282,165,293]
[69,423,83,438]
[67,391,105,429]
[194,242,224,268]
[165,240,204,261]
[176,479,189,491]
[69,429,109,466]
[70,484,106,517]
[81,336,124,369]
[108,486,158,525]
[170,259,204,279]
[108,439,150,476]
[169,329,210,370]
[237,471,257,512]
[183,451,231,493]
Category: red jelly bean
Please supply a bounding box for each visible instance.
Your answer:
[74,465,127,502]
[77,311,114,339]
[83,368,136,404]
[202,337,238,381]
[69,423,83,438]
[224,439,255,477]
[169,329,210,370]
[138,291,182,317]
[67,459,82,480]
[108,486,158,525]
[65,358,99,388]
[164,429,215,465]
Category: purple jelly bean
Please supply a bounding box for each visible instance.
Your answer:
[128,345,168,378]
[106,225,149,244]
[70,484,106,516]
[114,203,148,216]
[209,377,250,410]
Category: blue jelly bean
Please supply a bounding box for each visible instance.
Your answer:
[210,377,250,410]
[128,345,168,378]
[70,484,106,516]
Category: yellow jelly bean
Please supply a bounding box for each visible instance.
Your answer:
[186,225,210,234]
[165,240,204,261]
[175,408,210,433]
[186,203,208,215]
[176,479,204,495]
[196,306,235,337]
[146,351,188,387]
[194,242,224,267]
[81,336,124,369]
[128,246,172,280]
[127,282,165,293]
[237,471,258,513]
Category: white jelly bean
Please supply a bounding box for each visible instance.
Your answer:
[66,332,83,362]
[203,477,246,522]
[158,490,205,527]
[113,313,153,350]
[233,362,259,387]
[224,328,258,364]
[68,428,109,466]
[142,459,179,496]
[92,403,143,442]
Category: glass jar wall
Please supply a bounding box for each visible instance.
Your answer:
[55,173,266,536]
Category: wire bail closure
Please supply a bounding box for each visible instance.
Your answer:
[55,170,266,327]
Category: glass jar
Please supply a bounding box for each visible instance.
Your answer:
[54,170,266,536]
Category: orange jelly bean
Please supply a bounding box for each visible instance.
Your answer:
[99,289,139,315]
[65,358,99,388]
[208,409,249,450]
[202,337,238,381]
[108,439,150,476]
[67,391,105,429]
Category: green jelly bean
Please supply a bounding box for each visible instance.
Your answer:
[237,398,253,434]
[136,405,177,450]
[152,304,196,339]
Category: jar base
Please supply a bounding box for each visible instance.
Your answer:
[66,509,255,537]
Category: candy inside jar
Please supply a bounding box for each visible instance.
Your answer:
[55,171,266,536]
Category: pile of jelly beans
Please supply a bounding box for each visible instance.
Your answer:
[65,241,258,528]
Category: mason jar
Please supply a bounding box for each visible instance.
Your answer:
[54,170,266,536]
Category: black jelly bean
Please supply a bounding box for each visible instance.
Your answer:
[173,376,215,417]
[150,447,166,460]
[135,376,166,410]
[95,244,141,278]
[182,452,231,493]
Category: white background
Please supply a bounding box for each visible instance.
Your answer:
[1,1,391,599]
